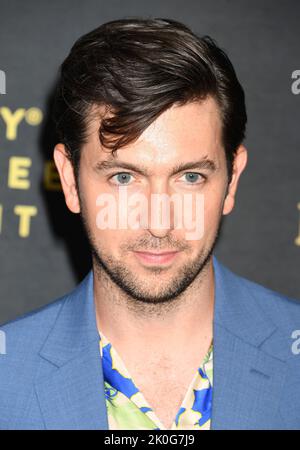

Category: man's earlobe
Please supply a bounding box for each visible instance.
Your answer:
[223,145,248,216]
[53,144,80,214]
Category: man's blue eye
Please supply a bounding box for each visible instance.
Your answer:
[184,172,202,183]
[112,173,132,185]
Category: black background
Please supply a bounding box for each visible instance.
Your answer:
[0,0,299,324]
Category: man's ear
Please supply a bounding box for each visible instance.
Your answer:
[223,144,248,216]
[53,143,80,213]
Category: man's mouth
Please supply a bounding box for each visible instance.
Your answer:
[133,250,180,265]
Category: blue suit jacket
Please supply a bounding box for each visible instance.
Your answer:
[1,255,300,429]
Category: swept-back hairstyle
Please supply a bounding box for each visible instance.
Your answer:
[52,17,247,182]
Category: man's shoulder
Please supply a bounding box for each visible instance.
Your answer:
[0,273,94,429]
[226,262,300,327]
[0,269,93,367]
[0,293,68,359]
[1,291,66,331]
[0,271,92,342]
[0,292,69,425]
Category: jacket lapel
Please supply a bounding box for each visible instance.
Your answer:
[34,271,108,430]
[211,256,290,429]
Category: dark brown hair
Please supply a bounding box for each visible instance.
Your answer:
[52,17,247,182]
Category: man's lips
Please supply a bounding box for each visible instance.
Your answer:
[133,250,180,265]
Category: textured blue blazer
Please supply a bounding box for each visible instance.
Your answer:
[0,255,300,429]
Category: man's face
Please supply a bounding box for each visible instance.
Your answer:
[55,96,247,303]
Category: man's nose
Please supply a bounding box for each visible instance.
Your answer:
[145,179,175,238]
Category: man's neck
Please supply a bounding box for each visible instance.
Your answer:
[93,257,215,361]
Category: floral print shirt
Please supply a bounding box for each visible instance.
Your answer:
[99,331,213,430]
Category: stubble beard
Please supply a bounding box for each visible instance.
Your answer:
[80,208,223,308]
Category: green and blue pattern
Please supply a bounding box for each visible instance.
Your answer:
[99,332,213,430]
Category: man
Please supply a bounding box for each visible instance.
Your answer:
[0,17,300,430]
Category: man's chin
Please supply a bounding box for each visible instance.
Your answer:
[91,243,214,303]
[114,285,187,305]
[102,263,201,304]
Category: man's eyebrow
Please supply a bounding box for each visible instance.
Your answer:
[94,157,217,176]
[95,160,148,175]
[169,159,217,174]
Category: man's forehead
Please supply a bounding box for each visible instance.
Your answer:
[85,97,223,164]
[92,143,221,171]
